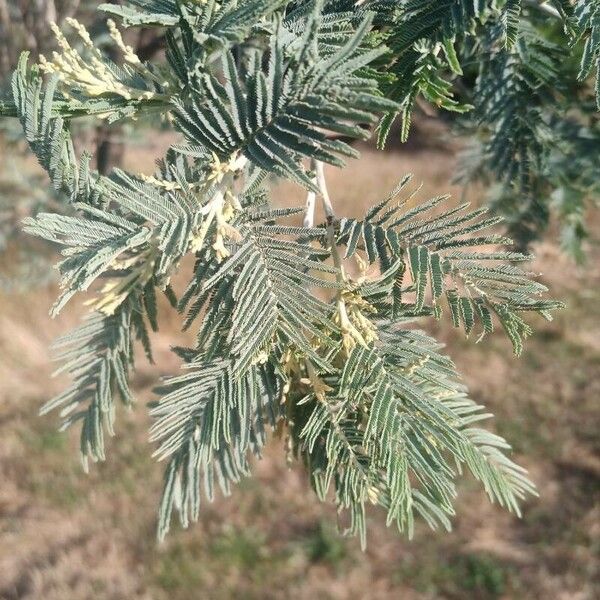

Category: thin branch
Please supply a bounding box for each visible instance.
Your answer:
[304,189,316,228]
[315,160,335,219]
[312,160,343,275]
[312,160,368,349]
[304,163,318,228]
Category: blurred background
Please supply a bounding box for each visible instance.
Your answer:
[0,2,599,599]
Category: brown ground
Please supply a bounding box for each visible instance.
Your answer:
[0,125,598,599]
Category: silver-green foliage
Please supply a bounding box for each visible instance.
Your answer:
[371,0,599,258]
[1,0,565,547]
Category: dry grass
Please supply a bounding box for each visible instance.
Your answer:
[0,126,598,599]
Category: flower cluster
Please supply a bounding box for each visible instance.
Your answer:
[38,19,160,103]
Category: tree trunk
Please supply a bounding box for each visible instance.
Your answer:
[17,0,57,56]
[0,0,13,78]
[95,125,125,175]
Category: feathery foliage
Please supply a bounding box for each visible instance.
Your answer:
[576,0,600,107]
[0,0,570,548]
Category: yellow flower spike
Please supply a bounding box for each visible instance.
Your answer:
[189,196,220,252]
[107,19,141,65]
[86,248,158,316]
[207,152,225,183]
[38,54,52,74]
[230,192,243,211]
[138,173,182,192]
[208,151,246,184]
[212,233,230,262]
[354,253,370,284]
[367,486,381,505]
[252,351,269,365]
[65,17,94,48]
[49,22,70,52]
[305,360,333,403]
[335,287,379,353]
[38,18,161,108]
[343,333,357,354]
[222,199,235,222]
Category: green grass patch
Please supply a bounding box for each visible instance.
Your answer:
[394,551,517,598]
[304,521,347,566]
